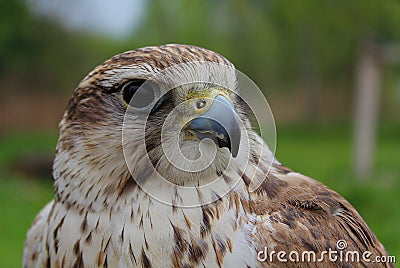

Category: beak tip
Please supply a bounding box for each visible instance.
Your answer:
[230,134,240,158]
[231,150,238,158]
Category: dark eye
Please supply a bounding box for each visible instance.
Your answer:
[121,79,157,109]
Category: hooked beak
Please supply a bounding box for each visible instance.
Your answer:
[185,95,241,158]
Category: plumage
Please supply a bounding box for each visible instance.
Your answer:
[23,44,392,267]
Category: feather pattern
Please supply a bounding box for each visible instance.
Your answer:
[23,44,392,268]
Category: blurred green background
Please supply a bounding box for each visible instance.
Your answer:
[0,0,399,267]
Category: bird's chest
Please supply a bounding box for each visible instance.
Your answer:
[47,199,256,268]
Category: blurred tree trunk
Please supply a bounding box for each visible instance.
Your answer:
[353,42,382,179]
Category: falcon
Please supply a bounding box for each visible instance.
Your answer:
[23,44,392,267]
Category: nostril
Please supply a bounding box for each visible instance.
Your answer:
[195,99,207,110]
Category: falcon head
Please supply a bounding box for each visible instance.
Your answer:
[54,44,267,209]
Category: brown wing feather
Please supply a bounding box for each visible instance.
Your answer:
[245,170,392,267]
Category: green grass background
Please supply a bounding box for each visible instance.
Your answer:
[0,124,398,267]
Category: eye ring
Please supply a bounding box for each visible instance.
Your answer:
[121,79,158,109]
